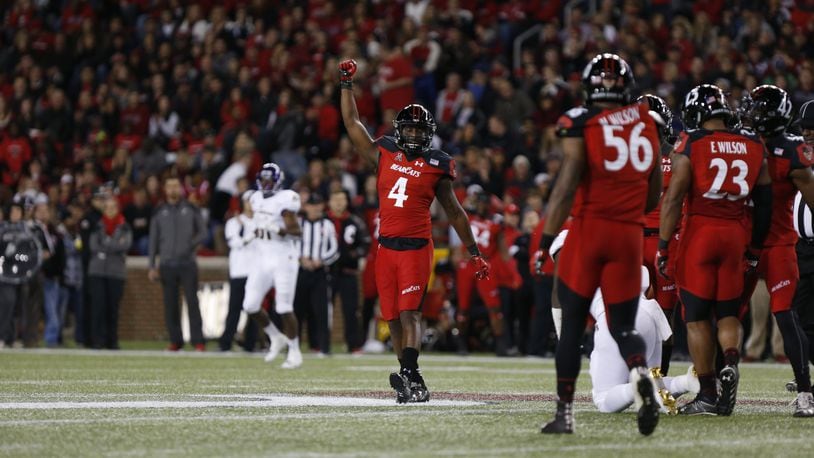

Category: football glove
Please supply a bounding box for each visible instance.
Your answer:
[532,249,548,276]
[339,59,357,88]
[470,255,490,280]
[744,248,761,275]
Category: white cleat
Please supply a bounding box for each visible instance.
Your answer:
[281,349,303,369]
[264,336,288,363]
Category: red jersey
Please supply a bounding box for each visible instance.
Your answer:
[375,136,455,240]
[674,129,766,220]
[462,214,500,259]
[556,101,660,224]
[763,133,814,246]
[644,153,673,228]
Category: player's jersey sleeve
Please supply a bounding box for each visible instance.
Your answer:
[427,150,456,180]
[278,190,301,214]
[555,106,593,138]
[789,136,814,170]
[672,131,694,157]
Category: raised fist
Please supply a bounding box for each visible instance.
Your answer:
[339,59,357,83]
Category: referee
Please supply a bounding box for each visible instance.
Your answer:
[792,99,814,366]
[294,193,339,355]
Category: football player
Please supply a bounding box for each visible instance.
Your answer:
[242,163,305,369]
[339,59,489,403]
[658,84,772,415]
[739,85,814,416]
[534,53,663,435]
[639,94,681,376]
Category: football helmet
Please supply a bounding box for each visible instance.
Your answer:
[638,94,677,145]
[739,84,793,136]
[680,84,734,131]
[393,104,436,156]
[581,53,635,105]
[256,162,284,193]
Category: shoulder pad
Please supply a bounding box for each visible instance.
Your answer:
[426,149,456,179]
[376,136,399,152]
[556,106,599,138]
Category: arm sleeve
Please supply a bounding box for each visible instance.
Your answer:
[321,220,340,266]
[148,213,159,268]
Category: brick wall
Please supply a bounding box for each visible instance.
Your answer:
[119,257,352,346]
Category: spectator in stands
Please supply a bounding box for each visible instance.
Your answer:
[123,187,153,256]
[148,176,206,351]
[88,197,131,350]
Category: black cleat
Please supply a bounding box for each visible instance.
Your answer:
[407,369,430,403]
[717,365,739,416]
[679,395,718,415]
[541,401,574,434]
[632,368,660,436]
[389,372,411,404]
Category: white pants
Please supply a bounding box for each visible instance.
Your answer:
[242,244,300,314]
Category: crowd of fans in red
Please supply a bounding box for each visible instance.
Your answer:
[1,0,814,352]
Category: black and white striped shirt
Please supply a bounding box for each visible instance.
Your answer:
[298,216,340,266]
[793,192,814,240]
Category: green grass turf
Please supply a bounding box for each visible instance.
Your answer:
[0,349,810,457]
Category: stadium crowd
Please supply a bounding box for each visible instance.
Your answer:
[1,0,814,356]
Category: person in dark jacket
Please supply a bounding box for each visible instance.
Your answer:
[88,197,132,350]
[148,176,207,351]
[327,189,370,353]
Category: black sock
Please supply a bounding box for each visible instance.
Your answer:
[398,358,404,372]
[401,347,419,372]
[699,372,717,400]
[723,348,740,367]
[661,341,673,375]
[557,378,576,403]
[775,310,812,392]
[607,297,647,369]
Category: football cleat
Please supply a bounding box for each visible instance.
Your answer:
[541,400,574,434]
[264,335,288,363]
[678,395,719,415]
[632,368,660,435]
[389,372,412,404]
[407,369,430,403]
[792,392,814,417]
[281,347,302,369]
[717,365,739,416]
[649,368,677,415]
[686,365,701,394]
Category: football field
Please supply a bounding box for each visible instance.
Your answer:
[0,349,811,457]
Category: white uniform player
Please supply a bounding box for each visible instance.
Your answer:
[550,230,699,414]
[242,163,304,369]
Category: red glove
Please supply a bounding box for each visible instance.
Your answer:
[339,59,357,88]
[532,249,548,276]
[470,255,490,280]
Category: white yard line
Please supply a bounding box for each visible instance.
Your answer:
[0,394,484,410]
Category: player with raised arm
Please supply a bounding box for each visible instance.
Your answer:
[740,85,814,417]
[534,53,663,435]
[658,84,772,415]
[639,94,681,376]
[339,58,489,403]
[242,163,305,369]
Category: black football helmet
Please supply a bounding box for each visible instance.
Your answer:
[581,53,635,105]
[680,84,734,131]
[393,104,436,156]
[256,162,284,193]
[638,94,677,145]
[740,85,793,136]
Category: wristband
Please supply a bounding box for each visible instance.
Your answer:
[467,244,481,257]
[340,80,353,90]
[658,239,669,250]
[541,234,556,250]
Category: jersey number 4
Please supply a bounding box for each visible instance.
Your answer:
[703,158,749,201]
[603,122,654,172]
[388,177,409,208]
